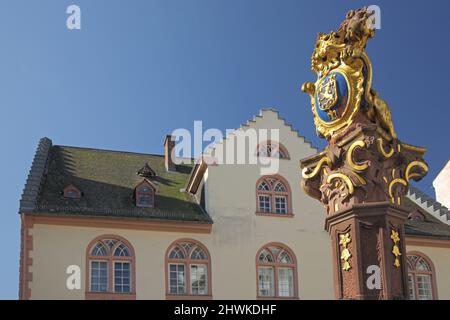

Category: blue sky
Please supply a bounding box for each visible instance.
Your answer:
[0,0,449,299]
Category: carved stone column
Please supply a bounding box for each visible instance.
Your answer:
[325,202,410,299]
[299,7,428,300]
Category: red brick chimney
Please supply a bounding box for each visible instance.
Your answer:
[164,135,176,172]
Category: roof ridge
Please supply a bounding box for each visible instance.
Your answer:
[55,144,165,157]
[19,137,53,213]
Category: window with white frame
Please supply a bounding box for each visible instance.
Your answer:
[259,195,271,213]
[256,176,291,215]
[407,253,436,300]
[167,240,211,297]
[87,236,134,295]
[90,261,108,292]
[256,244,297,299]
[169,263,186,295]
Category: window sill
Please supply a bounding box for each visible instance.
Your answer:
[257,156,291,161]
[257,296,299,300]
[166,294,213,300]
[85,292,136,300]
[255,212,294,218]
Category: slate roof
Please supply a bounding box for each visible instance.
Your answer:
[19,138,212,224]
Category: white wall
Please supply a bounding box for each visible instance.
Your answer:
[433,160,450,209]
[203,109,334,299]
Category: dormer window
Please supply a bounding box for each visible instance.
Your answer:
[135,180,156,208]
[408,210,426,222]
[63,184,81,199]
[257,141,290,159]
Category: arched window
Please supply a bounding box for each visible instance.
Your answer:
[86,235,135,299]
[256,141,290,159]
[256,175,292,216]
[256,243,298,299]
[135,180,155,208]
[407,252,437,300]
[166,239,211,298]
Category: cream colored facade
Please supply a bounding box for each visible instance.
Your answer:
[24,109,450,299]
[405,244,450,299]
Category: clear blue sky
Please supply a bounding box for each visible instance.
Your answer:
[0,0,449,299]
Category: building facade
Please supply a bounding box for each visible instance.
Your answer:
[19,109,450,299]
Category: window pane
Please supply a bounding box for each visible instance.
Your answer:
[416,258,431,271]
[65,189,80,199]
[114,262,131,293]
[258,249,274,263]
[169,247,185,259]
[114,243,130,257]
[138,194,153,207]
[278,268,294,297]
[169,264,185,294]
[137,187,154,208]
[90,261,108,292]
[191,247,207,260]
[416,275,433,300]
[277,251,293,264]
[191,264,208,295]
[259,195,271,213]
[408,274,415,300]
[274,182,286,192]
[91,243,108,256]
[258,181,270,191]
[180,242,194,253]
[275,196,287,214]
[258,267,274,297]
[104,239,117,249]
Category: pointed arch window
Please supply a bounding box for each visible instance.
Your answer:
[407,252,437,300]
[256,243,298,299]
[166,239,212,299]
[86,235,135,299]
[256,176,292,216]
[135,180,155,208]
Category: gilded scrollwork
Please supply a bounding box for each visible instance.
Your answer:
[301,7,395,142]
[405,161,429,181]
[376,138,395,158]
[346,140,369,172]
[299,7,428,215]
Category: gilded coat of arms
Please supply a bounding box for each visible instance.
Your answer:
[317,74,338,121]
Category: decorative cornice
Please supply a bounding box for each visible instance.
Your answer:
[406,236,450,248]
[24,214,212,234]
[32,205,213,224]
